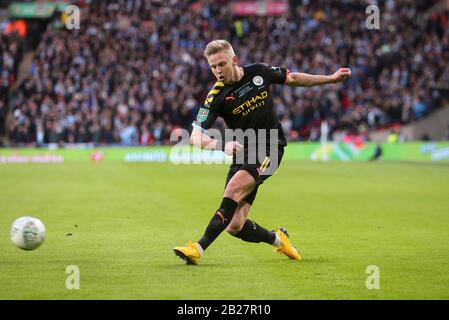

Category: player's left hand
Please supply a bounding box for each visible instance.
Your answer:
[330,68,352,83]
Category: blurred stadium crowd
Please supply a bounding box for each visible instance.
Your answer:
[1,0,448,147]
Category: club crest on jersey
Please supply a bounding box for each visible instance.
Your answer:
[253,76,264,86]
[197,108,209,122]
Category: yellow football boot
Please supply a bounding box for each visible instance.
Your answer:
[275,227,302,260]
[174,241,202,265]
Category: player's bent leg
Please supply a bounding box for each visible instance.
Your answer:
[226,201,251,235]
[223,170,256,203]
[233,219,278,245]
[226,200,275,245]
[197,170,256,249]
[225,192,302,260]
[224,171,277,244]
[174,170,256,265]
[225,200,281,248]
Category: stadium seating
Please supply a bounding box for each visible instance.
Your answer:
[2,0,449,146]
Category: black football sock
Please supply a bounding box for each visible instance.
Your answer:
[198,197,238,250]
[232,219,276,245]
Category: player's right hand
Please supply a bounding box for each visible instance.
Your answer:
[330,68,352,83]
[224,141,244,156]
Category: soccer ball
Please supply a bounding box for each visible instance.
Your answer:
[10,216,46,250]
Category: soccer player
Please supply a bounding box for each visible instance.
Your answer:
[174,40,351,264]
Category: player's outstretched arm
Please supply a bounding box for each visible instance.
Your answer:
[190,128,243,155]
[285,68,351,87]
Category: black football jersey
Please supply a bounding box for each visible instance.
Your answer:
[192,63,288,149]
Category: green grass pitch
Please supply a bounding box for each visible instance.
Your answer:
[1,161,448,299]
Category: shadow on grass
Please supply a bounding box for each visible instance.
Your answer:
[255,257,327,264]
[164,257,328,268]
[164,263,226,269]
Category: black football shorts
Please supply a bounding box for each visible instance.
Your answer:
[224,146,285,205]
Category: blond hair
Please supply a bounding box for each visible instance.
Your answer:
[203,40,235,58]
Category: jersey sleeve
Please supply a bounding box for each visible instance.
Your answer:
[191,81,225,132]
[261,64,289,84]
[192,104,219,132]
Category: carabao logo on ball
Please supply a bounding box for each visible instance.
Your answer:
[253,76,263,86]
[10,216,46,250]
